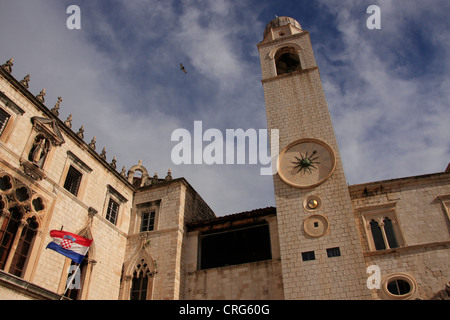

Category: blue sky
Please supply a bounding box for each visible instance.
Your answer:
[1,0,449,216]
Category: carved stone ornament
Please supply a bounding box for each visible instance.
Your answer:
[165,169,172,181]
[151,173,159,185]
[20,74,31,89]
[100,147,107,160]
[64,114,72,128]
[36,89,46,103]
[76,125,84,139]
[20,158,46,181]
[88,207,98,217]
[51,97,62,116]
[31,117,65,146]
[110,156,117,169]
[1,58,13,73]
[29,136,49,168]
[89,137,96,150]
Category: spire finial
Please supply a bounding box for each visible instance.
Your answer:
[165,169,173,181]
[64,114,72,128]
[36,89,46,103]
[110,156,117,169]
[51,97,62,116]
[1,58,13,73]
[89,136,96,150]
[76,125,84,139]
[20,74,30,88]
[100,147,107,160]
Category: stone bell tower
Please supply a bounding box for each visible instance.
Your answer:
[258,17,371,299]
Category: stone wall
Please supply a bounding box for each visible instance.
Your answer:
[350,172,450,299]
[184,259,284,300]
[0,68,134,299]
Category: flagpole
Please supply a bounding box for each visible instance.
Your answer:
[60,263,82,300]
[60,246,90,300]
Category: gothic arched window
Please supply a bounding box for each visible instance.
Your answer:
[131,270,149,300]
[130,259,153,300]
[0,207,22,271]
[9,216,39,277]
[0,208,39,277]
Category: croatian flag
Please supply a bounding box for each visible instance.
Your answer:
[46,230,92,264]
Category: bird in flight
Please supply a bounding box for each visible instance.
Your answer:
[180,63,187,74]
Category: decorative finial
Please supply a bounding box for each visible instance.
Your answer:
[76,125,84,139]
[36,89,46,103]
[100,147,107,160]
[89,136,96,150]
[1,58,13,73]
[138,160,142,166]
[151,172,159,185]
[120,166,126,177]
[165,169,172,181]
[51,97,62,116]
[64,114,72,128]
[20,74,30,88]
[110,156,117,169]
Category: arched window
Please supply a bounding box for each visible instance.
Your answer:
[0,207,38,277]
[9,216,38,277]
[368,217,400,251]
[383,217,399,249]
[370,219,385,250]
[275,47,301,75]
[130,259,153,300]
[131,270,149,300]
[0,207,22,271]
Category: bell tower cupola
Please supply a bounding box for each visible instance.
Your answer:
[262,16,303,42]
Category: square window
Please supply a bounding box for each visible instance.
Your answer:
[106,198,119,225]
[0,108,11,136]
[140,211,156,232]
[63,165,82,196]
[301,251,315,261]
[326,247,341,258]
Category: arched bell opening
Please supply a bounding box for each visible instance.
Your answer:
[275,47,302,75]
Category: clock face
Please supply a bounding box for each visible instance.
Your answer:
[277,138,336,188]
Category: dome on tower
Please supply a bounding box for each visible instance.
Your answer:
[263,16,302,39]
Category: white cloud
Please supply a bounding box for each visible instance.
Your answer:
[316,0,450,184]
[0,0,276,216]
[3,0,447,216]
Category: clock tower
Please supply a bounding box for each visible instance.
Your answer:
[258,17,371,299]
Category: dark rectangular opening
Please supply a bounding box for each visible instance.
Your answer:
[301,251,315,261]
[63,165,82,196]
[141,211,156,232]
[106,198,119,225]
[326,247,341,258]
[199,223,272,269]
[0,108,10,136]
